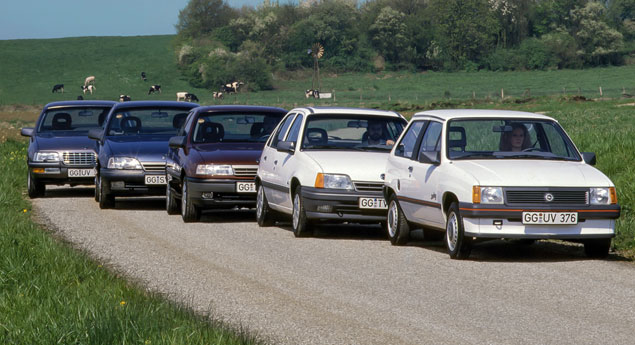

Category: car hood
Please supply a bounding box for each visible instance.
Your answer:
[452,160,613,187]
[105,136,170,161]
[304,150,389,182]
[193,142,265,165]
[34,133,95,151]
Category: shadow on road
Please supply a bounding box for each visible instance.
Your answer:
[41,186,94,198]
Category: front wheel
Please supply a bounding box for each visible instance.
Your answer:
[94,175,100,202]
[445,202,472,260]
[583,238,611,258]
[166,183,180,215]
[292,187,312,237]
[386,194,410,245]
[256,184,275,226]
[98,174,115,209]
[27,171,45,198]
[181,179,200,222]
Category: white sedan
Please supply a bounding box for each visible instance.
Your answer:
[256,107,407,237]
[384,109,621,259]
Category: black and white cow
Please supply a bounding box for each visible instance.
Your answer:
[81,85,96,94]
[52,84,64,93]
[185,93,199,102]
[305,89,320,99]
[148,84,161,95]
[119,94,131,102]
[141,72,147,81]
[213,91,224,99]
[221,81,244,94]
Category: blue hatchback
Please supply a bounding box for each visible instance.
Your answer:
[20,100,117,198]
[88,101,199,208]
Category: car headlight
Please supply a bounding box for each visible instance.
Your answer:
[34,151,60,162]
[590,187,617,205]
[473,186,504,204]
[196,164,234,176]
[315,173,354,190]
[107,157,142,169]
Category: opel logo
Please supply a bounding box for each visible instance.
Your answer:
[544,193,554,202]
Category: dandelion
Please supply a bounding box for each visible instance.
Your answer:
[22,209,27,213]
[120,300,126,307]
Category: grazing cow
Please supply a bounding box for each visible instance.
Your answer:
[81,85,96,95]
[185,93,199,102]
[141,72,147,81]
[176,92,188,101]
[148,84,161,95]
[119,95,131,102]
[52,84,64,93]
[77,95,84,100]
[221,81,244,94]
[305,89,320,99]
[84,76,95,87]
[213,91,224,99]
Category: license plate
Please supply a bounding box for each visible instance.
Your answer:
[522,212,578,225]
[236,181,256,193]
[359,197,387,209]
[145,175,167,185]
[68,168,95,178]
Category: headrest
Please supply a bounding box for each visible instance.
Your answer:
[173,113,188,129]
[448,126,466,150]
[121,116,141,133]
[250,123,264,137]
[305,128,328,145]
[200,122,224,142]
[52,113,72,130]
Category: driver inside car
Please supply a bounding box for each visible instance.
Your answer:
[363,120,395,146]
[500,122,531,151]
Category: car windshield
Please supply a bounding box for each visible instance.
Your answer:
[447,118,581,161]
[37,107,112,135]
[301,115,406,151]
[192,112,283,143]
[106,108,191,136]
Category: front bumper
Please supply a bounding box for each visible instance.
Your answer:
[29,162,95,185]
[458,202,620,239]
[101,169,166,196]
[300,187,387,223]
[184,176,257,207]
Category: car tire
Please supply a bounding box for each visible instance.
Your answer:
[446,202,472,260]
[27,171,45,198]
[386,194,409,245]
[94,175,100,202]
[583,238,611,258]
[98,174,115,209]
[181,179,200,222]
[256,184,275,227]
[166,183,180,215]
[292,186,312,237]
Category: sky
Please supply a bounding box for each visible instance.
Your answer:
[0,0,266,40]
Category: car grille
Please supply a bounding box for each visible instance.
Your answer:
[505,189,588,205]
[142,162,166,172]
[353,181,384,192]
[63,151,96,166]
[233,165,258,177]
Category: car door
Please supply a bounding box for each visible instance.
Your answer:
[260,113,296,208]
[271,113,304,210]
[409,121,445,227]
[167,110,195,183]
[390,120,427,221]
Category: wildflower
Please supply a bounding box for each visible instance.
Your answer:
[120,300,126,307]
[22,209,27,213]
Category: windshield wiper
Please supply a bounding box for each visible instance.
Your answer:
[353,146,391,151]
[305,145,346,150]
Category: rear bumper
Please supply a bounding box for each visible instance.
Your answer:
[184,177,256,207]
[29,162,95,185]
[301,187,387,223]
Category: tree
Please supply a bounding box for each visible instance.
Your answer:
[369,7,410,63]
[176,0,237,39]
[570,1,624,64]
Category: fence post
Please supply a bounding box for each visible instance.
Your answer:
[501,88,504,100]
[332,89,336,102]
[599,86,603,97]
[472,91,476,99]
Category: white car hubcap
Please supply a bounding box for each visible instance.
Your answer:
[292,194,300,230]
[256,186,264,219]
[447,212,458,252]
[388,200,398,238]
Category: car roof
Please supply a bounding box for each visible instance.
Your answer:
[110,100,199,110]
[413,109,555,121]
[292,106,403,118]
[44,100,117,109]
[194,105,287,114]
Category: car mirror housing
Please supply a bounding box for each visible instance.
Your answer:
[277,141,295,154]
[88,129,104,141]
[20,127,34,137]
[418,151,440,165]
[582,152,596,166]
[168,136,187,149]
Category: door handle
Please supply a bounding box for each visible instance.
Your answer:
[263,156,267,161]
[274,160,278,165]
[408,166,413,173]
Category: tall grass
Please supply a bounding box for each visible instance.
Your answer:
[0,139,261,344]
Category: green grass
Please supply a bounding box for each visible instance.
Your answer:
[0,139,262,344]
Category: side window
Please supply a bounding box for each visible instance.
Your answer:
[417,121,443,155]
[285,114,304,143]
[178,111,195,137]
[395,121,426,159]
[269,114,296,148]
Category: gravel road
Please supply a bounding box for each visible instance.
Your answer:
[34,186,635,345]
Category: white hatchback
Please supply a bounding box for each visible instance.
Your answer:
[384,109,621,259]
[256,107,407,237]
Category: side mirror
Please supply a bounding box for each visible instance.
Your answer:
[168,136,187,149]
[277,141,295,154]
[88,129,104,141]
[582,152,596,166]
[20,127,34,137]
[418,150,440,165]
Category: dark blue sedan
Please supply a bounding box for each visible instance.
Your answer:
[89,101,198,208]
[20,100,117,198]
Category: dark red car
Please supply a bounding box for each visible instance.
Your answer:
[166,105,287,222]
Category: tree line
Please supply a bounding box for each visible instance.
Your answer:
[174,0,634,91]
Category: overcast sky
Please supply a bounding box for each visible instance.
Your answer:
[0,0,269,40]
